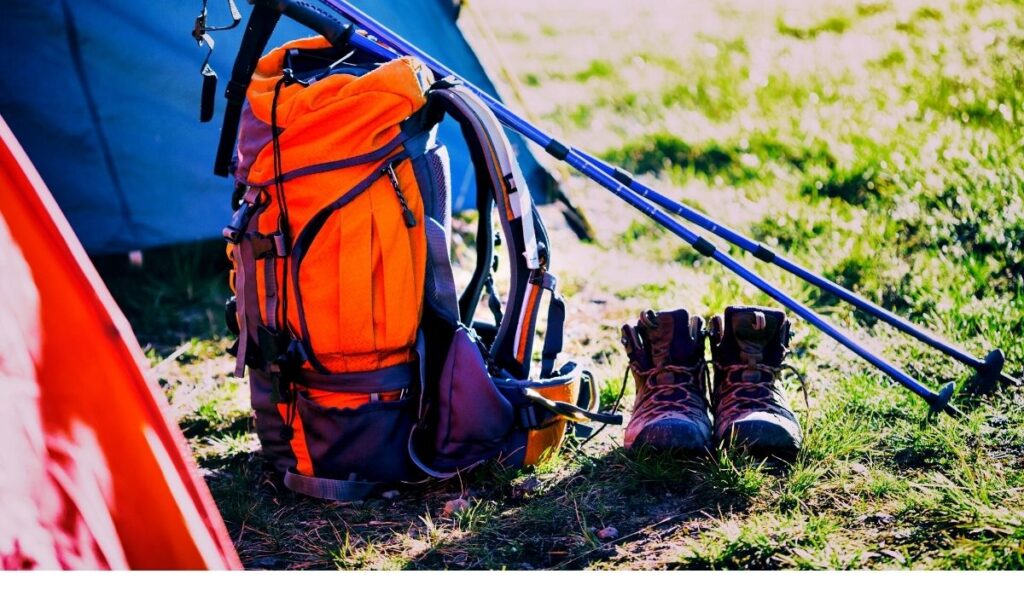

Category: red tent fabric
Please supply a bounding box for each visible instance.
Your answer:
[0,116,240,570]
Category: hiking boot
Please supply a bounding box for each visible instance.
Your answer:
[709,306,802,459]
[622,309,713,454]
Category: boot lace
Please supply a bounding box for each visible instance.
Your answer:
[713,362,809,416]
[635,360,711,419]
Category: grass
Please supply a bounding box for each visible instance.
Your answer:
[97,0,1024,570]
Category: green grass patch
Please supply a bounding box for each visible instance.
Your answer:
[776,15,852,40]
[855,1,891,18]
[574,59,616,82]
[676,512,858,569]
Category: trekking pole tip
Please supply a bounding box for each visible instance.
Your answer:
[966,349,1010,395]
[943,402,967,419]
[932,381,958,421]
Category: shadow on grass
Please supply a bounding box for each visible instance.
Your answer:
[402,446,793,570]
[202,438,792,570]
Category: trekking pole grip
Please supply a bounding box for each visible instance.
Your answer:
[213,2,280,175]
[258,0,354,46]
[214,1,356,177]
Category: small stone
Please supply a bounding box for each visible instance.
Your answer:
[513,475,542,498]
[861,512,896,526]
[596,526,619,541]
[850,463,869,476]
[986,415,1009,428]
[443,497,470,516]
[381,490,400,500]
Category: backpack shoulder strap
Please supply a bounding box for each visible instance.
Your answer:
[427,82,561,380]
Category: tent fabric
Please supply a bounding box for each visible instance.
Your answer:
[0,0,553,254]
[0,116,240,570]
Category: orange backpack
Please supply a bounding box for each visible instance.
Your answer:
[223,37,618,500]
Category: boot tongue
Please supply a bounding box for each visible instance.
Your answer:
[724,306,785,367]
[645,309,700,370]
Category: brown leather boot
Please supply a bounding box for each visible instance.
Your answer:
[621,309,712,454]
[709,306,802,459]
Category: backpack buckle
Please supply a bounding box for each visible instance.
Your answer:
[529,242,550,283]
[256,327,308,404]
[270,340,309,404]
[248,231,288,259]
[223,200,257,243]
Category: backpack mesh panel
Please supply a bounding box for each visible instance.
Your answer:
[425,144,451,232]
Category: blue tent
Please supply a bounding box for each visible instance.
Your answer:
[0,0,554,254]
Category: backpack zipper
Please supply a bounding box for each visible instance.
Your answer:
[383,162,417,228]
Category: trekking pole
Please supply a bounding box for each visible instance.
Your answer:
[589,160,1019,394]
[243,0,963,418]
[333,0,1016,394]
[322,13,959,419]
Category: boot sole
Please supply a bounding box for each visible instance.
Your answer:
[628,420,713,456]
[718,420,802,462]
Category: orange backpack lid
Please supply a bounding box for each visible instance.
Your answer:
[243,37,434,185]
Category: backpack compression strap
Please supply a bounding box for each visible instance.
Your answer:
[427,82,562,380]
